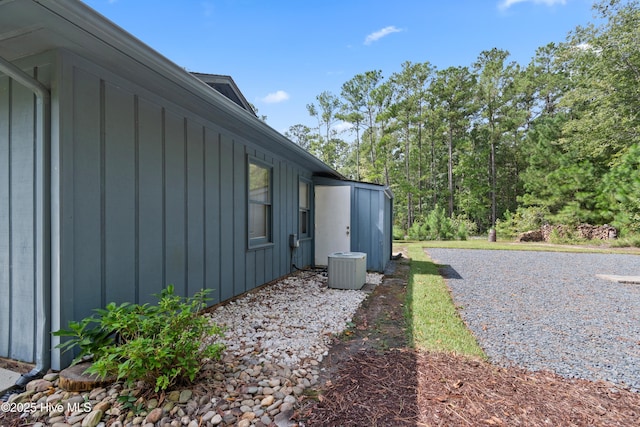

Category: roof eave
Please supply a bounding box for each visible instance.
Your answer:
[19,0,343,179]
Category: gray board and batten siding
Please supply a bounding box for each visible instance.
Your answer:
[1,51,317,368]
[63,51,314,367]
[0,0,390,370]
[57,52,314,306]
[0,55,52,365]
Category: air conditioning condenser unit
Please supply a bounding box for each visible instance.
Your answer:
[328,252,367,290]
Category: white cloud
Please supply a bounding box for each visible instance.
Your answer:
[334,121,354,134]
[260,90,290,104]
[572,42,602,54]
[364,26,403,45]
[499,0,567,10]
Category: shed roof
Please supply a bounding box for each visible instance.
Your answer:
[0,0,343,179]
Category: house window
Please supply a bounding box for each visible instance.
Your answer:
[299,180,310,238]
[248,159,272,246]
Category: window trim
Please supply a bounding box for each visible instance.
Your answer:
[247,157,273,248]
[299,178,312,239]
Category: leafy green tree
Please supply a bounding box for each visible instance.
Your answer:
[526,0,640,227]
[297,0,640,236]
[370,80,395,186]
[600,143,640,232]
[518,43,573,214]
[561,0,640,163]
[430,66,476,216]
[456,126,492,231]
[519,114,570,212]
[387,61,434,228]
[338,70,384,181]
[473,48,518,228]
[307,91,347,170]
[285,124,314,150]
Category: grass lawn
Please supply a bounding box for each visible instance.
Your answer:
[416,238,640,254]
[402,242,485,358]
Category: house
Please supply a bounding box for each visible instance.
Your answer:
[0,0,393,374]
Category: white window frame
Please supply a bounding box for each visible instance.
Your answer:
[248,158,273,248]
[299,179,311,239]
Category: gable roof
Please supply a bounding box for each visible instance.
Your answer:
[0,0,343,179]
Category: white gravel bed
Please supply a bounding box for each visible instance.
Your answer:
[205,270,379,369]
[7,271,381,427]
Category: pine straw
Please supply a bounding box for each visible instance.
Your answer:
[302,349,640,427]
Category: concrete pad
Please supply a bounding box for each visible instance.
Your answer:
[596,274,640,284]
[0,367,21,395]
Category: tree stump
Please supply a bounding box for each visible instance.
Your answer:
[58,362,115,392]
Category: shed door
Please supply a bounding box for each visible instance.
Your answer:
[314,185,351,266]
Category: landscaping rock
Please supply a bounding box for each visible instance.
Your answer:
[81,410,103,427]
[9,271,380,427]
[26,379,53,392]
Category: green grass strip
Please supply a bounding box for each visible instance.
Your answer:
[404,243,485,358]
[413,239,640,254]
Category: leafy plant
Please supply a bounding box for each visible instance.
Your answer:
[495,206,550,238]
[54,285,225,391]
[407,205,470,241]
[52,317,114,366]
[452,214,477,240]
[610,234,640,248]
[393,225,406,240]
[116,394,145,415]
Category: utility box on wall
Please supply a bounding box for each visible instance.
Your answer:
[327,252,367,290]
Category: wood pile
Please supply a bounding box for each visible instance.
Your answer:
[541,224,568,241]
[516,223,617,242]
[577,223,618,240]
[516,229,544,242]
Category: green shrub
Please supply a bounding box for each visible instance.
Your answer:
[610,234,640,248]
[393,225,406,240]
[425,204,455,240]
[54,285,225,391]
[547,227,565,244]
[452,214,477,240]
[496,206,550,238]
[407,220,427,240]
[407,205,471,241]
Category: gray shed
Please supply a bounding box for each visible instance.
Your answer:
[0,0,392,373]
[313,178,393,273]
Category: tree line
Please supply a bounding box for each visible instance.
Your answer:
[284,0,640,236]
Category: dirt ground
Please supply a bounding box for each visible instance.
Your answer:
[298,252,640,427]
[0,359,34,374]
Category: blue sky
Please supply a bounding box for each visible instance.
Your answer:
[83,0,597,136]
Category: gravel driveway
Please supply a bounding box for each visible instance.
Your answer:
[426,248,640,392]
